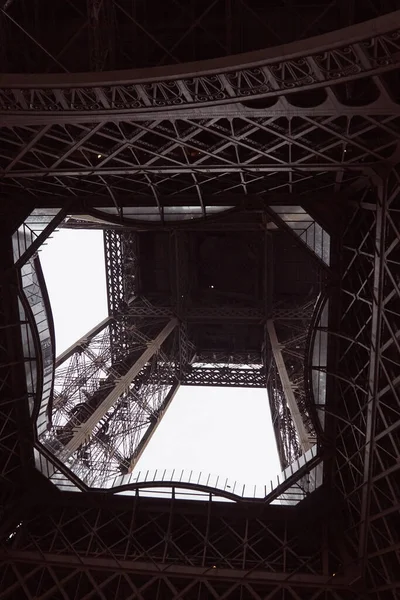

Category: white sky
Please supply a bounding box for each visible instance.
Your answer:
[40,229,281,486]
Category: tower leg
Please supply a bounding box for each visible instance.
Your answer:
[267,319,312,452]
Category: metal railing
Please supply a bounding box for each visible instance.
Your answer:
[100,444,320,504]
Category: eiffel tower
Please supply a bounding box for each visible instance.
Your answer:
[1,2,400,598]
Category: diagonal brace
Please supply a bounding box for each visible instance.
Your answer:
[267,319,312,453]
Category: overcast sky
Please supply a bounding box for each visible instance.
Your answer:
[40,229,281,486]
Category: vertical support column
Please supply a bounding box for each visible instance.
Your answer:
[171,230,193,377]
[358,177,387,571]
[104,230,138,365]
[263,230,272,368]
[171,230,189,314]
[104,230,126,315]
[64,318,178,454]
[267,319,312,453]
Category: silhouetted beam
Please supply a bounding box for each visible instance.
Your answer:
[358,177,387,574]
[32,192,346,210]
[0,549,352,589]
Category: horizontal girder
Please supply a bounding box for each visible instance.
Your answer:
[0,12,399,118]
[1,113,398,202]
[0,550,350,588]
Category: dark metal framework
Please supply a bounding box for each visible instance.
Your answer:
[0,4,400,599]
[329,171,400,593]
[0,489,356,600]
[35,214,321,488]
[1,0,398,73]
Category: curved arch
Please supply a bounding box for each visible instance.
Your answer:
[17,256,56,428]
[304,291,331,435]
[16,286,42,410]
[104,479,247,503]
[0,12,399,115]
[304,291,372,430]
[33,256,57,424]
[31,446,322,505]
[94,444,321,503]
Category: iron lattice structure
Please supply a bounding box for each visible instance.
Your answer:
[0,2,400,599]
[33,216,321,490]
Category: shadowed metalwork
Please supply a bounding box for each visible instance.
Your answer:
[1,4,400,599]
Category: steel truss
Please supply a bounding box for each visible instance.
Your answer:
[40,316,179,488]
[7,170,396,599]
[103,229,271,387]
[265,298,319,468]
[29,214,323,493]
[0,491,357,600]
[0,9,399,599]
[1,11,400,115]
[1,14,400,212]
[323,170,400,598]
[1,112,400,205]
[43,234,285,487]
[101,227,321,466]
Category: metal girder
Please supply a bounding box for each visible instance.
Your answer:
[116,363,267,388]
[325,172,400,599]
[104,229,128,315]
[44,191,340,210]
[331,197,378,572]
[181,366,266,387]
[124,302,313,322]
[0,491,355,598]
[1,112,397,202]
[267,361,300,469]
[2,99,400,127]
[40,314,180,487]
[0,11,399,117]
[0,550,352,588]
[62,318,177,454]
[1,7,400,598]
[363,170,400,595]
[12,207,69,270]
[0,164,370,177]
[267,319,312,453]
[358,177,387,574]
